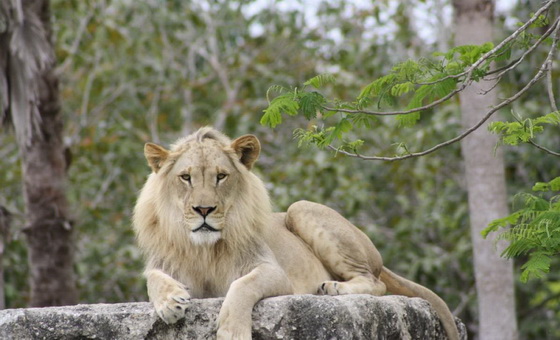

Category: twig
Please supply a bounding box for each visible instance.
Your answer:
[55,13,93,76]
[546,60,558,112]
[529,18,560,157]
[322,84,466,116]
[148,86,162,144]
[545,21,560,112]
[528,140,560,157]
[79,52,100,128]
[486,16,560,81]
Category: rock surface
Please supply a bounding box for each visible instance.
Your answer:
[0,295,466,339]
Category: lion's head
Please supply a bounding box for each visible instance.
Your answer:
[133,128,271,254]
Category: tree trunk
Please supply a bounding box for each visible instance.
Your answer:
[22,71,78,307]
[1,0,78,307]
[453,1,518,339]
[0,206,11,310]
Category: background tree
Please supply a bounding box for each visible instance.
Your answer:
[0,206,10,309]
[453,0,518,338]
[0,0,77,306]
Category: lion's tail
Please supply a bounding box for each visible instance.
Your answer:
[380,266,460,340]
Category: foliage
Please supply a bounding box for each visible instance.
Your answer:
[482,178,560,282]
[489,111,560,146]
[260,39,518,155]
[260,1,560,163]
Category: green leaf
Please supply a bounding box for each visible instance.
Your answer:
[332,118,353,140]
[350,113,377,129]
[482,211,522,237]
[529,14,549,28]
[520,252,551,282]
[533,177,560,192]
[299,91,325,120]
[345,139,364,153]
[396,112,420,128]
[304,74,336,89]
[390,82,415,97]
[358,74,396,100]
[534,111,560,125]
[433,77,457,98]
[494,42,513,62]
[260,93,299,128]
[406,84,431,110]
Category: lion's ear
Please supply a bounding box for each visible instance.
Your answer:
[144,143,170,173]
[231,135,260,170]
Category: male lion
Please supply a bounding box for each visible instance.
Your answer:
[133,127,460,340]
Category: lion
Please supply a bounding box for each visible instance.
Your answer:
[133,127,460,340]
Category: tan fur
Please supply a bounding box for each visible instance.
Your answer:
[133,127,460,340]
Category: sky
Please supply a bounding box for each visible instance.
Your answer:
[245,0,520,44]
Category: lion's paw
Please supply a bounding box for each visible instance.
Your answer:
[153,287,191,324]
[216,326,252,340]
[216,300,252,340]
[317,281,343,295]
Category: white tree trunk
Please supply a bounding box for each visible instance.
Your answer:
[453,1,518,339]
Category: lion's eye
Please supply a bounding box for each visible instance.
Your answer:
[179,174,191,182]
[216,173,227,182]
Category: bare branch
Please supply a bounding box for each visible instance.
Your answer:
[55,13,93,76]
[546,21,560,112]
[147,86,162,144]
[79,52,100,128]
[528,140,560,157]
[546,60,558,112]
[485,16,560,81]
[529,20,560,158]
[322,84,467,117]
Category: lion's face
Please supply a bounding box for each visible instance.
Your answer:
[171,139,238,245]
[143,131,261,246]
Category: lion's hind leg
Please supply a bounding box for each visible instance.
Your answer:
[286,200,386,297]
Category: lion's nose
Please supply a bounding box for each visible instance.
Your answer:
[192,206,216,218]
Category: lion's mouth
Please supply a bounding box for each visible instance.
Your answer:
[192,223,220,233]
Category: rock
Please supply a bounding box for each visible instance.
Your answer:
[0,295,467,339]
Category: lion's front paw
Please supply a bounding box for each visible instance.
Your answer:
[216,301,252,340]
[216,326,252,340]
[152,286,191,324]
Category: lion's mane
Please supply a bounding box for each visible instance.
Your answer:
[133,128,272,279]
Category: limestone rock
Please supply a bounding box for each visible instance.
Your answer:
[0,295,467,339]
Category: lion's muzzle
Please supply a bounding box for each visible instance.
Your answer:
[192,222,220,233]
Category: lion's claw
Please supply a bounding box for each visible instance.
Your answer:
[317,281,341,295]
[154,288,191,324]
[173,296,189,304]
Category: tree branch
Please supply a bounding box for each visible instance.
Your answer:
[529,18,560,158]
[321,0,558,117]
[328,31,559,161]
[528,140,560,157]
